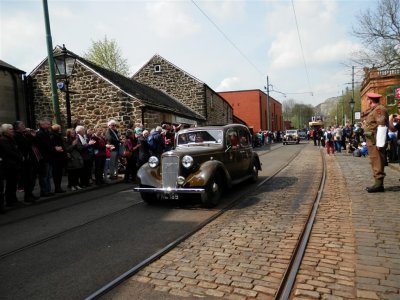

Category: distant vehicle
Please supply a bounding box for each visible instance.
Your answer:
[283,129,300,145]
[134,124,262,207]
[298,131,307,139]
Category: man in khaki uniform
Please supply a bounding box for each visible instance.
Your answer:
[362,92,389,193]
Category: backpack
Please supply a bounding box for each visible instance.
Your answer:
[147,132,158,151]
[326,132,332,141]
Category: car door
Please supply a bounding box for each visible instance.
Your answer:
[237,127,252,173]
[224,128,245,180]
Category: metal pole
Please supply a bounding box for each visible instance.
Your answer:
[352,66,355,125]
[266,76,270,131]
[65,79,71,128]
[42,0,61,125]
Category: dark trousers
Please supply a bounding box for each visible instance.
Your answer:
[21,160,38,200]
[52,161,64,191]
[94,156,106,184]
[68,168,81,187]
[0,170,5,210]
[4,170,19,205]
[124,156,138,181]
[39,161,52,194]
[80,159,93,187]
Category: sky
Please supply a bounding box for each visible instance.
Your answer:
[1,0,376,107]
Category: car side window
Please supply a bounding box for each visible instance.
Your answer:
[238,129,250,147]
[226,129,239,149]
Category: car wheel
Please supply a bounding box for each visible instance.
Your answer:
[202,173,223,208]
[249,161,259,183]
[140,192,158,205]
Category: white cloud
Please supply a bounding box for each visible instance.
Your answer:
[145,1,200,38]
[216,77,240,91]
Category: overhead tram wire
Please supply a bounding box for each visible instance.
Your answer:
[190,0,264,77]
[291,0,313,97]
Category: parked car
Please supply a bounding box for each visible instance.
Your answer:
[283,129,300,144]
[134,124,262,207]
[298,130,307,140]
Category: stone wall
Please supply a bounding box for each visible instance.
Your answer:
[133,55,233,126]
[31,61,143,131]
[204,87,232,125]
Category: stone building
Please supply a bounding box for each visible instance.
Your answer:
[28,46,204,131]
[0,60,29,124]
[132,54,233,126]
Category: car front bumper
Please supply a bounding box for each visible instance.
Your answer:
[134,187,206,194]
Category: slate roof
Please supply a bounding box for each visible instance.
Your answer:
[30,46,204,121]
[0,60,25,73]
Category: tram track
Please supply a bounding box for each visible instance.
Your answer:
[85,146,306,299]
[0,200,144,260]
[1,142,321,300]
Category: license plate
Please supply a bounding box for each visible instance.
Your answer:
[162,193,179,200]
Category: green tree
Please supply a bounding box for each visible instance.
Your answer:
[83,36,130,76]
[352,0,400,68]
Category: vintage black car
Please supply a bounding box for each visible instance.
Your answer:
[134,124,262,207]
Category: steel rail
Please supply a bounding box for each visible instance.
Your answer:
[85,146,305,300]
[274,148,327,300]
[0,201,143,260]
[0,185,133,227]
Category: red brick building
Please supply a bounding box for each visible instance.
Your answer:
[360,67,400,114]
[218,89,283,133]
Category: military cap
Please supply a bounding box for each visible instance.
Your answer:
[366,92,382,99]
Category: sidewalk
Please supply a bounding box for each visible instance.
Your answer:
[7,173,126,213]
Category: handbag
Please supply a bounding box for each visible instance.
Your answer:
[123,149,132,158]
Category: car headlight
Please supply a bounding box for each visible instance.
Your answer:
[182,155,194,169]
[148,156,159,168]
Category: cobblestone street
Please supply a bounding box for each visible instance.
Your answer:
[105,143,400,299]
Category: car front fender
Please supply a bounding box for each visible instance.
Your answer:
[185,160,232,188]
[136,163,162,187]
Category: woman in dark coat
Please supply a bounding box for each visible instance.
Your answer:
[91,125,107,185]
[0,124,23,207]
[65,128,83,191]
[51,124,67,193]
[75,125,96,187]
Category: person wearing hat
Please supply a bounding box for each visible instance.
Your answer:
[389,103,400,181]
[361,92,389,192]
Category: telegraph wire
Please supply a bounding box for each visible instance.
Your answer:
[191,0,265,77]
[291,0,313,96]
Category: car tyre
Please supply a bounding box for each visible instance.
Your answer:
[202,173,223,208]
[249,161,259,183]
[140,192,158,205]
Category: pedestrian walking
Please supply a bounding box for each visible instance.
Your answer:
[324,126,335,155]
[362,92,389,193]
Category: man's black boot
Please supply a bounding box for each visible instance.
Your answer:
[366,185,384,193]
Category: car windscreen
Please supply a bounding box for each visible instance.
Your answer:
[177,129,223,145]
[286,130,297,135]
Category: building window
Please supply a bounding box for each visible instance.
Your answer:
[154,65,161,73]
[386,94,395,105]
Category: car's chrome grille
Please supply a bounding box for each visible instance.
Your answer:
[162,156,180,188]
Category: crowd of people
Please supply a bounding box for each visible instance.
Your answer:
[309,119,400,163]
[0,118,183,213]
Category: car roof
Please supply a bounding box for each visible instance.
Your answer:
[178,124,249,134]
